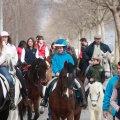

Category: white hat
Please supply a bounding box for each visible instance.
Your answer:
[94,35,102,39]
[0,31,9,36]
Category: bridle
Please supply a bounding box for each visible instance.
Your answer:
[89,91,100,103]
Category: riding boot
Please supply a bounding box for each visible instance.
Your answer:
[40,78,58,107]
[9,85,16,110]
[78,88,87,108]
[40,87,50,107]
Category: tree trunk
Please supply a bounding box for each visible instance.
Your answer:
[0,0,3,32]
[112,10,120,61]
[100,21,105,43]
[96,23,101,35]
[115,30,119,63]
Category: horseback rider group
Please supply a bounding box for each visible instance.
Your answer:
[0,30,114,120]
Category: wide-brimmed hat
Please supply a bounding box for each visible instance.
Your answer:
[0,31,9,36]
[94,35,102,39]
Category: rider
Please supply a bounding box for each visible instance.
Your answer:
[40,39,87,107]
[35,35,49,59]
[0,32,16,110]
[0,31,30,107]
[84,35,111,68]
[86,55,105,84]
[21,37,39,65]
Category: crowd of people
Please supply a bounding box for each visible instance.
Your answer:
[0,30,120,120]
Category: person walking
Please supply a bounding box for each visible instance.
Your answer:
[102,62,120,120]
[110,63,120,120]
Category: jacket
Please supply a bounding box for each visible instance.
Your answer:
[86,64,105,84]
[102,74,119,116]
[52,51,74,75]
[84,41,111,62]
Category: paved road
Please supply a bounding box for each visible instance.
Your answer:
[36,107,113,120]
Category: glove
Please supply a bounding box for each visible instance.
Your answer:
[56,72,60,76]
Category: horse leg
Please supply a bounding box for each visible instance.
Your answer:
[0,108,9,120]
[52,112,59,120]
[90,110,95,120]
[33,99,39,120]
[27,103,32,120]
[67,114,74,120]
[74,112,81,120]
[96,110,101,120]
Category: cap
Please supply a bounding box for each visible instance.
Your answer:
[0,31,9,36]
[92,55,101,61]
[94,35,102,39]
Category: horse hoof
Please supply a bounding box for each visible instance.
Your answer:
[39,106,45,114]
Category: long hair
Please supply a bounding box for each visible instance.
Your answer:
[26,37,35,49]
[7,36,12,44]
[115,61,120,89]
[0,36,3,54]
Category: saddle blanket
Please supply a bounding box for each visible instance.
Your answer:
[0,78,7,98]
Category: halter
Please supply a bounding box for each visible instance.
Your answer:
[89,91,100,102]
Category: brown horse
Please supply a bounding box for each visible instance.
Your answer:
[49,62,83,120]
[19,58,47,120]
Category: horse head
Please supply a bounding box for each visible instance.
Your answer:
[28,58,48,86]
[88,81,103,107]
[100,51,114,78]
[58,61,76,99]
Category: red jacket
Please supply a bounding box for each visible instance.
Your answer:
[36,43,47,58]
[79,49,82,59]
[16,47,23,59]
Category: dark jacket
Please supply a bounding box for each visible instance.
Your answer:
[79,45,88,73]
[86,64,105,84]
[116,88,120,119]
[84,42,111,62]
[25,48,37,64]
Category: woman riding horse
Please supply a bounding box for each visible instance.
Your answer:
[0,31,30,109]
[40,39,87,108]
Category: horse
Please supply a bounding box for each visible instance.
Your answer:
[0,57,22,120]
[88,81,107,120]
[19,58,48,120]
[100,51,114,89]
[0,74,10,120]
[49,62,83,120]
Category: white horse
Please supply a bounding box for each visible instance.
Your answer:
[100,51,114,89]
[88,81,107,120]
[6,54,22,120]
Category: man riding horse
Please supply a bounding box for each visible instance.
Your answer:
[40,39,87,108]
[84,35,112,68]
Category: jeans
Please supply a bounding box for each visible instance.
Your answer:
[0,66,13,85]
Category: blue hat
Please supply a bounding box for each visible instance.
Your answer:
[55,39,67,46]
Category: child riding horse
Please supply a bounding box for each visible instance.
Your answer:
[40,39,87,108]
[49,62,84,120]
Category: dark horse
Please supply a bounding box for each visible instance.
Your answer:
[49,62,83,120]
[0,75,10,120]
[19,58,47,120]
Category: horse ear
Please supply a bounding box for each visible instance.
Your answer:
[64,61,68,68]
